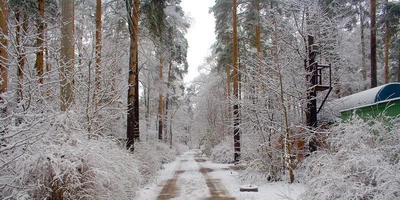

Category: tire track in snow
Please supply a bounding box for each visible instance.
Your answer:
[155,150,235,200]
[196,155,235,200]
[156,168,185,199]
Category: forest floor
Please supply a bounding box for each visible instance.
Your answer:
[134,150,305,200]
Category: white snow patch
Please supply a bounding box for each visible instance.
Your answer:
[203,161,305,200]
[134,149,305,200]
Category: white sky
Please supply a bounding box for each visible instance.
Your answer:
[181,0,216,84]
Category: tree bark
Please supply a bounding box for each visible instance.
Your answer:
[15,12,26,102]
[158,55,164,141]
[225,63,231,116]
[0,0,8,96]
[359,3,367,84]
[370,0,377,88]
[45,15,50,96]
[126,0,140,150]
[145,74,151,130]
[254,0,263,103]
[254,0,262,73]
[95,0,102,95]
[60,0,75,111]
[384,0,390,83]
[35,0,45,84]
[384,26,390,83]
[232,0,241,162]
[86,49,92,138]
[164,60,172,143]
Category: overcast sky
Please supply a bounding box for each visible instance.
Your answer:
[181,0,216,84]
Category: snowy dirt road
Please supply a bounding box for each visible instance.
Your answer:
[134,150,305,200]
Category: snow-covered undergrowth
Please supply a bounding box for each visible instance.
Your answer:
[210,135,285,184]
[133,142,177,182]
[1,111,177,199]
[210,137,234,163]
[299,117,400,200]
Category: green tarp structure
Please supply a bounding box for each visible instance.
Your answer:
[341,98,400,121]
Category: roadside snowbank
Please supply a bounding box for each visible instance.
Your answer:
[0,112,177,199]
[299,118,400,200]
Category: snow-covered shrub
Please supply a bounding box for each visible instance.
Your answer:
[0,111,177,199]
[240,143,284,182]
[133,142,176,184]
[299,117,400,200]
[1,113,140,199]
[210,137,234,163]
[173,143,189,155]
[155,142,177,164]
[238,128,286,182]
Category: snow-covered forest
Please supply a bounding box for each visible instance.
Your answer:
[0,0,399,199]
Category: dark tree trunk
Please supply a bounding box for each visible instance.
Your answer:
[360,3,367,84]
[0,0,8,97]
[158,55,164,141]
[126,0,140,150]
[232,0,241,162]
[95,0,102,103]
[35,0,45,84]
[164,61,172,143]
[370,0,377,88]
[60,0,75,111]
[15,12,26,103]
[384,0,390,83]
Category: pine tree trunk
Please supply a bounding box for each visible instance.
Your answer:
[225,62,231,118]
[86,50,92,138]
[45,22,50,97]
[252,0,262,103]
[144,80,149,130]
[384,27,390,83]
[0,0,8,97]
[164,61,172,143]
[145,76,151,130]
[255,0,262,74]
[370,0,377,88]
[60,0,75,111]
[35,0,45,84]
[126,0,140,150]
[45,32,50,73]
[232,0,241,162]
[384,0,390,84]
[95,0,102,101]
[158,55,164,141]
[169,114,173,148]
[359,4,367,84]
[45,17,51,97]
[15,12,26,102]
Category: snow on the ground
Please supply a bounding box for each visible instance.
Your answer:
[132,155,179,200]
[134,150,210,200]
[174,151,210,199]
[206,164,305,199]
[134,149,305,200]
[202,160,305,200]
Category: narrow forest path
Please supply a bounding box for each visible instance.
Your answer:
[134,149,304,200]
